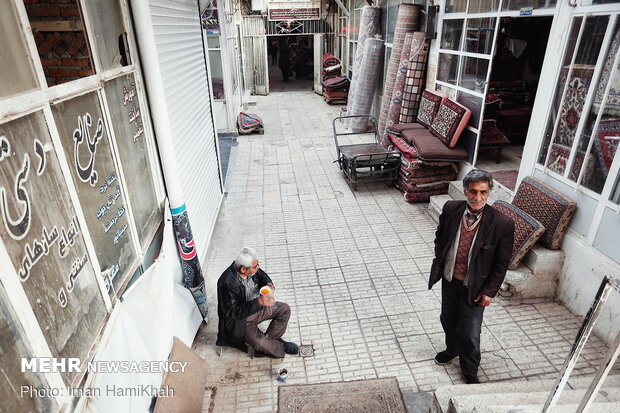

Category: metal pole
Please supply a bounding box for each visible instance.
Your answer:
[577,330,620,412]
[542,276,613,412]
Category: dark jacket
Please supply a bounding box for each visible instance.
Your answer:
[216,262,272,351]
[428,200,515,305]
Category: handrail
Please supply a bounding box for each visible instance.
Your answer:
[542,275,620,412]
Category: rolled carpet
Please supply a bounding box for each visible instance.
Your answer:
[378,3,421,144]
[347,38,384,132]
[346,6,380,126]
[383,31,415,139]
[400,33,430,124]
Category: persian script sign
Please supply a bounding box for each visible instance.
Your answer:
[268,8,320,21]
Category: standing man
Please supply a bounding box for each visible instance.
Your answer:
[428,170,514,384]
[217,247,298,358]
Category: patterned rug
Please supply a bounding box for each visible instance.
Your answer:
[493,170,518,190]
[278,378,407,413]
[378,4,421,141]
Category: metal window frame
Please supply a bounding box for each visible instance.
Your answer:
[543,275,620,413]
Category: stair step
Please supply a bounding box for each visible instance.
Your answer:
[447,387,620,413]
[428,194,452,224]
[471,402,620,413]
[448,180,513,204]
[432,375,620,413]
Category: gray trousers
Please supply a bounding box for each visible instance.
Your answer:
[245,302,291,358]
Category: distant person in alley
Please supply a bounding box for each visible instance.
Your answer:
[217,247,299,358]
[428,169,514,384]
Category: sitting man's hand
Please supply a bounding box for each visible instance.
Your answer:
[267,282,275,290]
[258,294,275,307]
[475,293,493,307]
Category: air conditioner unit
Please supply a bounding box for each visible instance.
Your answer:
[251,0,263,11]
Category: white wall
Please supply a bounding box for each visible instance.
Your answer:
[557,231,620,346]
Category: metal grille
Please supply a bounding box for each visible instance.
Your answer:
[266,19,326,36]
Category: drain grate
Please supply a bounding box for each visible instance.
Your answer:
[299,344,314,357]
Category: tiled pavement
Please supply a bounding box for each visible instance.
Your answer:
[193,84,618,412]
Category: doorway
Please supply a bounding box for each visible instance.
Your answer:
[267,35,315,92]
[477,16,553,188]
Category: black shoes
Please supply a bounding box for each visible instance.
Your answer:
[278,338,299,355]
[434,351,457,365]
[464,374,480,384]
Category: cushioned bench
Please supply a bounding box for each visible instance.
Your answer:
[402,129,468,162]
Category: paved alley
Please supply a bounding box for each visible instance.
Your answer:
[193,84,617,412]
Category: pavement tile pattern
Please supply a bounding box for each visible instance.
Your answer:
[194,86,618,413]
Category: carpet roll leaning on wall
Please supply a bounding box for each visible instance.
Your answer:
[383,31,415,139]
[345,6,380,130]
[347,38,384,133]
[399,33,430,124]
[378,3,421,145]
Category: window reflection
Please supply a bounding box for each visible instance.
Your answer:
[0,1,39,99]
[438,53,459,85]
[441,19,463,51]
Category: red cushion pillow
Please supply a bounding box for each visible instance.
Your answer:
[416,89,447,128]
[429,99,472,148]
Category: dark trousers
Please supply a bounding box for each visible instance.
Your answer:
[245,302,290,358]
[440,277,485,376]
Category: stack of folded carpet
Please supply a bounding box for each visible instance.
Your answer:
[322,53,342,81]
[322,76,350,105]
[386,126,457,202]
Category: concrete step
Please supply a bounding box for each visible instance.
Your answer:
[448,180,513,204]
[428,194,452,224]
[448,387,620,413]
[501,244,564,299]
[432,375,620,413]
[472,402,620,413]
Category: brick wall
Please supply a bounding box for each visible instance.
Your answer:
[24,0,94,86]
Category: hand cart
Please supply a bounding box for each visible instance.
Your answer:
[333,115,401,190]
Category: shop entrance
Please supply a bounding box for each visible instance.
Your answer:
[267,35,315,92]
[477,16,553,183]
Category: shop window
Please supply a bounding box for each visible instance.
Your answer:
[501,0,556,11]
[0,111,106,384]
[459,56,489,92]
[24,0,95,86]
[572,21,620,193]
[51,92,138,297]
[82,0,131,70]
[445,0,467,13]
[611,173,620,203]
[437,53,460,85]
[386,0,400,44]
[379,0,388,40]
[0,1,39,99]
[441,19,464,51]
[1,284,58,412]
[103,74,162,247]
[465,18,496,55]
[208,50,225,100]
[539,16,610,180]
[468,0,500,13]
[538,17,583,165]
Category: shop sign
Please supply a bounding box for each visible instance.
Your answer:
[201,5,220,34]
[269,8,320,21]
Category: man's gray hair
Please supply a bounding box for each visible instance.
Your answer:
[463,169,494,191]
[234,247,258,271]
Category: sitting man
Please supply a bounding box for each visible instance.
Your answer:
[216,247,298,358]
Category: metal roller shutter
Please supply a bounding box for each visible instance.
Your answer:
[148,0,223,260]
